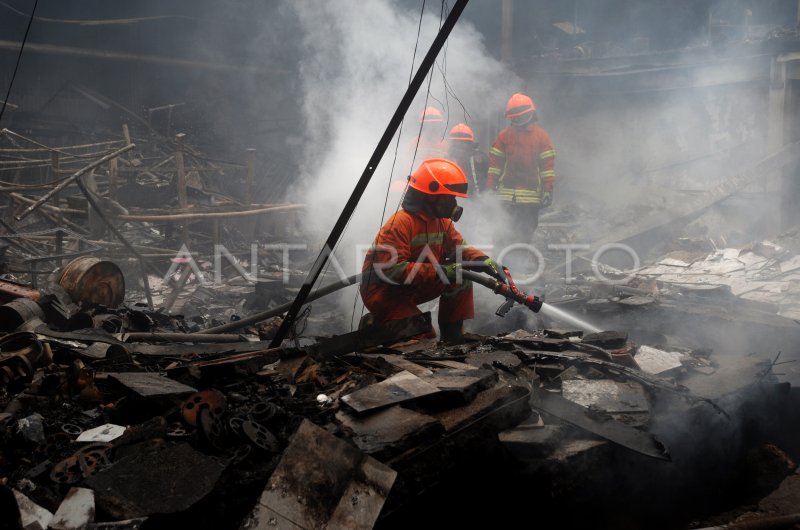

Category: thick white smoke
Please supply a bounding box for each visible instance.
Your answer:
[286,0,516,274]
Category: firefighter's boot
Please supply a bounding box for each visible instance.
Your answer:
[439,320,465,344]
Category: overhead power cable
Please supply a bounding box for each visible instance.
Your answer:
[350,0,431,332]
[0,0,38,125]
[0,1,196,25]
[270,0,471,347]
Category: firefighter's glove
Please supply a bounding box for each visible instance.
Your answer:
[541,191,553,208]
[468,256,507,284]
[440,263,461,284]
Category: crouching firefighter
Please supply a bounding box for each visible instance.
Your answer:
[360,158,509,343]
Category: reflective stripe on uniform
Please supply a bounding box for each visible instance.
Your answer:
[489,147,505,158]
[488,167,502,176]
[409,232,444,247]
[540,169,555,178]
[539,149,556,159]
[496,186,541,204]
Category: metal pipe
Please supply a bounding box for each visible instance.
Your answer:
[270,0,471,347]
[123,332,248,343]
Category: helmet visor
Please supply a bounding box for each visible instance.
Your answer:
[444,182,468,195]
[509,112,533,126]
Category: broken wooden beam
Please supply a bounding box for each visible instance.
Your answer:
[106,372,197,398]
[0,279,41,301]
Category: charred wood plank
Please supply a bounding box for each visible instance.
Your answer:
[336,406,444,461]
[428,381,531,434]
[341,371,441,414]
[241,419,396,530]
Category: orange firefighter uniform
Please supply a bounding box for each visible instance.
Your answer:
[361,208,487,325]
[410,106,448,160]
[361,158,488,331]
[448,123,489,195]
[487,121,556,207]
[488,94,556,243]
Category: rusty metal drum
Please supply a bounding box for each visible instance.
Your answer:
[58,257,125,308]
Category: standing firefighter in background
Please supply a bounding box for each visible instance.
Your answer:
[447,123,489,240]
[447,123,489,195]
[488,93,556,246]
[361,159,508,343]
[412,106,449,160]
[386,109,454,233]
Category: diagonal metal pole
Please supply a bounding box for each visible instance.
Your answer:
[270,0,470,347]
[73,176,156,309]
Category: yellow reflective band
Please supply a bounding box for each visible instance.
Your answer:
[410,232,444,247]
[495,195,541,204]
[539,149,556,159]
[499,187,538,195]
[540,170,555,178]
[489,147,506,157]
[496,187,541,204]
[488,167,502,176]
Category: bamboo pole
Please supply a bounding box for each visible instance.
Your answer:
[117,203,304,222]
[14,143,135,221]
[174,133,188,245]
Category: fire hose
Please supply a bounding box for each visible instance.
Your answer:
[200,273,364,335]
[202,268,541,335]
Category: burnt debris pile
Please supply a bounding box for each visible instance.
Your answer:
[0,257,799,529]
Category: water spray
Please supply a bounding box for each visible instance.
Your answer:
[462,269,602,333]
[205,269,600,336]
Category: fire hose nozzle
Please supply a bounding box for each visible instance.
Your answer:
[528,296,543,313]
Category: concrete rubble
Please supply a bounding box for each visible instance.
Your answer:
[637,240,800,320]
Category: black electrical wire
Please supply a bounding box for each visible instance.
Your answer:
[0,1,195,25]
[434,0,472,127]
[353,0,471,331]
[270,0,470,347]
[437,0,451,136]
[0,0,39,126]
[350,0,430,331]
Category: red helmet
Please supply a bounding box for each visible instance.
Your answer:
[505,93,536,118]
[448,123,474,142]
[408,158,468,197]
[420,106,444,123]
